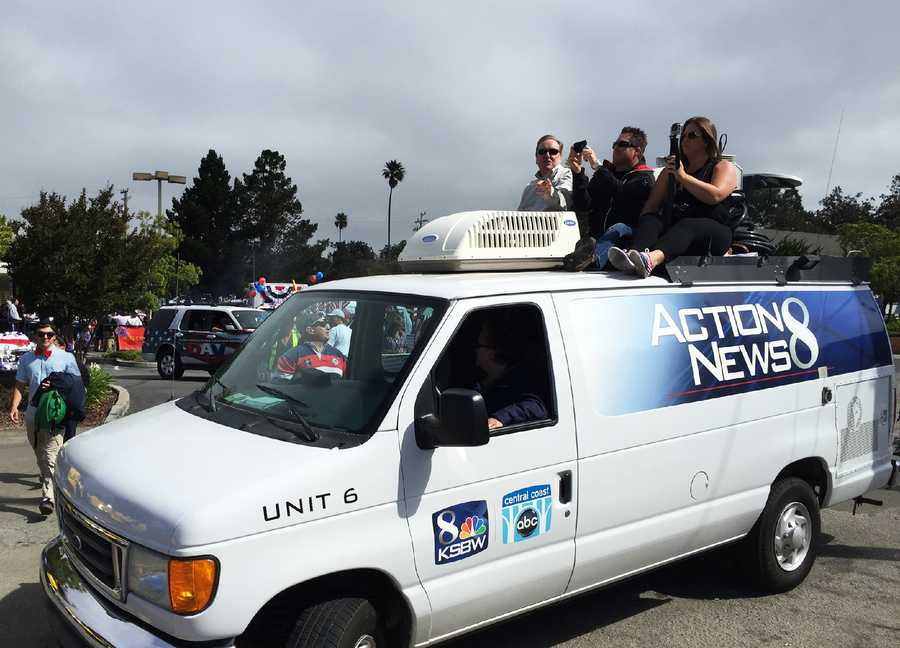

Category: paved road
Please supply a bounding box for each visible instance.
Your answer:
[103,364,209,413]
[0,364,897,647]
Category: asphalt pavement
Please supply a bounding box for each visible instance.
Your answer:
[0,363,897,647]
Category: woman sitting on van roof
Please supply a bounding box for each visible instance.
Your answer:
[608,116,738,278]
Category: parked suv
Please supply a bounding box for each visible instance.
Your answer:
[142,305,267,378]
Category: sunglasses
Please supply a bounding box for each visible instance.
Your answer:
[536,148,560,156]
[682,131,702,140]
[311,321,328,327]
[36,331,56,339]
[612,140,636,149]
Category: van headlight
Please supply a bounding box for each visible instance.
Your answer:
[127,544,218,614]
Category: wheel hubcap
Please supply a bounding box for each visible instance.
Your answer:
[160,355,174,375]
[353,635,376,648]
[773,501,811,571]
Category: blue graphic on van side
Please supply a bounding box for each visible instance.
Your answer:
[432,500,489,565]
[501,485,552,543]
[590,289,891,415]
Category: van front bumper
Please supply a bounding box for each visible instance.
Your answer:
[41,536,235,648]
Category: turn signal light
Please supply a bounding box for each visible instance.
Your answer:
[168,558,217,614]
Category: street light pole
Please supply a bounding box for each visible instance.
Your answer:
[132,170,186,219]
[133,170,187,301]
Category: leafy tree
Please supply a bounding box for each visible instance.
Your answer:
[379,240,406,262]
[771,235,822,256]
[334,212,348,242]
[329,240,376,279]
[837,222,900,315]
[382,160,405,248]
[875,173,900,231]
[747,188,820,232]
[168,150,237,296]
[813,186,874,233]
[233,149,311,279]
[8,188,199,330]
[0,213,13,260]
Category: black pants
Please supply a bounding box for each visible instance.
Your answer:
[631,214,732,259]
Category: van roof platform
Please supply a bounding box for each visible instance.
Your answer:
[665,255,871,287]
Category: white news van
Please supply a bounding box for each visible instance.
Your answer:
[42,211,896,647]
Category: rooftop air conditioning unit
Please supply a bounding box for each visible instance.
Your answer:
[399,210,580,272]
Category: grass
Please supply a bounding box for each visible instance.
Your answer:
[104,350,144,361]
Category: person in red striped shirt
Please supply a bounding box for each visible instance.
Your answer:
[276,313,347,378]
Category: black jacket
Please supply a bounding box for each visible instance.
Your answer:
[31,371,86,442]
[572,163,655,237]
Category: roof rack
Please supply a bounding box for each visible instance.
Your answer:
[665,255,872,287]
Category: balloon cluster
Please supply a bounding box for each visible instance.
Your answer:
[307,271,325,285]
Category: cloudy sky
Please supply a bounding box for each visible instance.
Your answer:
[3,1,899,250]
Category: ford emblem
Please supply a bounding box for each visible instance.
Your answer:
[563,219,576,226]
[422,234,438,243]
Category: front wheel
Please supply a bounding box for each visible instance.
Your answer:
[157,348,184,379]
[287,598,382,648]
[742,477,821,593]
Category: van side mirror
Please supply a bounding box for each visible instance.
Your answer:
[415,388,489,450]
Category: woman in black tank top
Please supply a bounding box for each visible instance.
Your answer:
[607,116,738,278]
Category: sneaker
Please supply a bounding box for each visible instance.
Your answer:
[608,246,635,272]
[563,237,597,272]
[39,498,54,516]
[628,249,655,278]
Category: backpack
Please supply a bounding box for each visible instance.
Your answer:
[35,389,67,435]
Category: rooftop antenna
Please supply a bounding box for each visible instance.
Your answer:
[824,108,844,197]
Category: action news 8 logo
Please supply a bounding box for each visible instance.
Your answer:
[432,500,489,565]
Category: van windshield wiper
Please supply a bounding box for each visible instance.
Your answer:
[207,375,231,412]
[255,384,317,442]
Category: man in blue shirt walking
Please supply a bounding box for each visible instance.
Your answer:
[8,320,81,515]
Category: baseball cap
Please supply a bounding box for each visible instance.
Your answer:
[300,311,329,329]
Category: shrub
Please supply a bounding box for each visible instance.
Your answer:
[86,364,113,410]
[105,350,143,362]
[886,317,900,335]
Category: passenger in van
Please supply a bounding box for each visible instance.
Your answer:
[276,313,346,378]
[563,127,655,271]
[473,317,547,430]
[608,116,738,278]
[517,134,573,211]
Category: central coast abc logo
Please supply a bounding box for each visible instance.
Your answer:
[432,500,489,565]
[515,508,539,538]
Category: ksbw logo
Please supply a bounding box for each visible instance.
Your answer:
[432,500,489,565]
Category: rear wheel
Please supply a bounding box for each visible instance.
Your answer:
[156,348,184,379]
[742,477,820,593]
[286,598,382,648]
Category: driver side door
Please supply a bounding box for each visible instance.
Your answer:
[398,295,577,642]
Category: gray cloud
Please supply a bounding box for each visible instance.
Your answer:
[2,1,899,254]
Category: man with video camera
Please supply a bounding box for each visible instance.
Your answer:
[564,127,654,271]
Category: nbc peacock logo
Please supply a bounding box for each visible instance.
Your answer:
[432,500,490,565]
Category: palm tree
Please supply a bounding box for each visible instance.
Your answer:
[334,212,348,242]
[382,160,406,248]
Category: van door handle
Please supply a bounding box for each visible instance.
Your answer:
[558,470,572,504]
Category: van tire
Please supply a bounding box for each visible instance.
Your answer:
[286,598,382,648]
[743,477,820,593]
[157,348,184,379]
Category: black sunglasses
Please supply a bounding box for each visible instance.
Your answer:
[682,131,702,140]
[536,148,560,156]
[612,140,636,149]
[36,331,56,338]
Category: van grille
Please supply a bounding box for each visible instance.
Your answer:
[58,495,127,599]
[466,212,560,249]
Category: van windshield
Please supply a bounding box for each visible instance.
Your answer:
[200,291,446,441]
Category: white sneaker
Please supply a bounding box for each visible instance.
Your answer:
[608,246,635,272]
[628,249,655,278]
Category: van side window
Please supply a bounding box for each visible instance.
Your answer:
[422,304,556,432]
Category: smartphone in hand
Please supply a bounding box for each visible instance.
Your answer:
[572,140,588,154]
